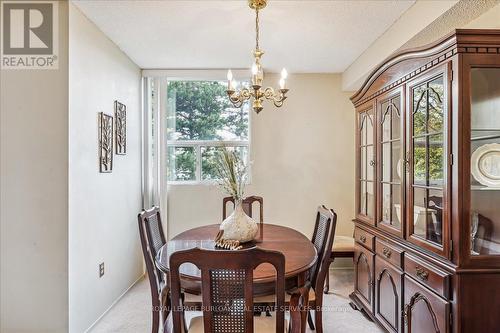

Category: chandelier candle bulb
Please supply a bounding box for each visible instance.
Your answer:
[279,78,285,90]
[281,68,288,79]
[227,70,233,82]
[227,70,234,91]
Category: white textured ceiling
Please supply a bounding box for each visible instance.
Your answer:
[72,0,415,73]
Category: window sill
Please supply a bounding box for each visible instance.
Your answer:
[167,180,252,186]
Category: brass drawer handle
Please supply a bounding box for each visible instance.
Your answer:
[415,266,429,281]
[382,247,392,258]
[359,235,367,243]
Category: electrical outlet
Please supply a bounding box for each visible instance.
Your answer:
[99,262,105,278]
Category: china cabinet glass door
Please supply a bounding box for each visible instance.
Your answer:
[378,92,404,236]
[469,67,500,256]
[359,108,375,224]
[407,70,449,256]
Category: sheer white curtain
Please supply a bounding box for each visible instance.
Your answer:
[142,77,168,233]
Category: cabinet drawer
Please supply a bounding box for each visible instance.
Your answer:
[354,227,375,251]
[404,254,450,299]
[375,238,403,269]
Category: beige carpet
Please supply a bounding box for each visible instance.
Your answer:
[90,269,382,333]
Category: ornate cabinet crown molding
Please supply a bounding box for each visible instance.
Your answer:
[351,29,500,108]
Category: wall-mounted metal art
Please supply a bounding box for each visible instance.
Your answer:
[114,101,127,155]
[98,112,113,173]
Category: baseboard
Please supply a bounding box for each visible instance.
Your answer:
[330,266,354,270]
[329,257,354,270]
[84,273,145,333]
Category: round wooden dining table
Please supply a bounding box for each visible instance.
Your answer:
[156,224,317,296]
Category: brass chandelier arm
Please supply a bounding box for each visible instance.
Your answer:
[227,88,253,108]
[263,87,289,107]
[228,84,288,112]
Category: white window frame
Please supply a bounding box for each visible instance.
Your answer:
[142,70,252,186]
[167,140,251,185]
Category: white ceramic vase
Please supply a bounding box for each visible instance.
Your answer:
[220,200,258,243]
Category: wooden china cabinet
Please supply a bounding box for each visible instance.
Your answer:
[350,30,500,333]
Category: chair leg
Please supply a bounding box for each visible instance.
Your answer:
[323,258,333,294]
[315,301,323,333]
[152,299,160,333]
[161,292,170,329]
[307,310,315,330]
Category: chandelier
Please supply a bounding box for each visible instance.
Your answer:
[226,0,289,114]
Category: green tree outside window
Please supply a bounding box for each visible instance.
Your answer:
[166,81,249,182]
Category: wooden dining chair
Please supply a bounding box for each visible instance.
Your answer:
[168,247,309,333]
[254,206,337,333]
[223,195,264,241]
[138,207,170,333]
[306,206,337,333]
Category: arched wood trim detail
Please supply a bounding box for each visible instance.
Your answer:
[355,251,372,303]
[359,113,366,131]
[376,269,399,330]
[359,108,374,131]
[381,100,401,125]
[404,292,440,333]
[413,86,443,115]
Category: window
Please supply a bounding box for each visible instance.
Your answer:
[166,79,250,183]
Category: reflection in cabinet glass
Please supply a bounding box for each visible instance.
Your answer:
[359,109,375,219]
[470,68,500,255]
[379,95,403,233]
[410,75,445,246]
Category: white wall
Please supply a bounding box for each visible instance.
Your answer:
[341,0,500,91]
[398,1,500,51]
[465,1,500,29]
[68,3,143,332]
[0,1,69,332]
[168,74,355,266]
[341,0,458,91]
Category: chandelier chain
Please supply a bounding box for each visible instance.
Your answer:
[255,8,259,50]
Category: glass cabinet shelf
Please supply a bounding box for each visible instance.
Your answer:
[471,185,500,191]
[471,129,500,141]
